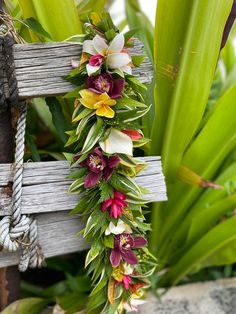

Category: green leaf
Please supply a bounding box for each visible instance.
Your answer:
[46,97,70,144]
[57,292,87,314]
[155,84,236,260]
[1,298,49,314]
[25,131,41,162]
[124,28,139,43]
[81,118,105,154]
[116,97,147,108]
[73,108,93,123]
[132,55,146,67]
[125,0,154,64]
[162,216,236,286]
[68,177,85,193]
[21,17,52,40]
[85,238,104,267]
[160,0,233,182]
[103,235,114,249]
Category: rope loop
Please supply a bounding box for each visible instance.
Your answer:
[0,25,44,271]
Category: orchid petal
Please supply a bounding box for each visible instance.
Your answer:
[120,65,132,75]
[83,40,97,55]
[71,60,79,68]
[93,35,108,56]
[107,53,131,69]
[111,79,125,99]
[96,105,115,118]
[110,248,122,267]
[122,250,138,265]
[106,220,126,235]
[107,33,124,53]
[108,155,120,168]
[99,128,133,155]
[103,167,113,181]
[84,171,101,188]
[133,236,147,248]
[123,263,134,275]
[110,203,122,218]
[101,199,113,212]
[86,64,101,76]
[114,190,126,200]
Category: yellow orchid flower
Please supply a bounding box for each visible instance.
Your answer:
[79,89,116,118]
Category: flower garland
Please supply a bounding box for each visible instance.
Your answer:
[65,12,157,314]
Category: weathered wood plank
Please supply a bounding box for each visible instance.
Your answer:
[0,211,87,268]
[0,157,167,216]
[3,40,153,99]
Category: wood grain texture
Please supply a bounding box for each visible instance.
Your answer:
[0,211,88,267]
[0,156,166,268]
[0,157,167,216]
[3,40,153,99]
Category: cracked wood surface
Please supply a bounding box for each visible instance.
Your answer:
[2,40,153,99]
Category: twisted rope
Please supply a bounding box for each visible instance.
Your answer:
[0,26,44,271]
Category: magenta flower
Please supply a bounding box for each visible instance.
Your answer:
[87,73,125,99]
[101,191,127,219]
[110,233,147,267]
[80,148,120,188]
[89,54,103,66]
[119,275,132,290]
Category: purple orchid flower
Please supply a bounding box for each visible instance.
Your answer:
[110,233,147,267]
[80,147,120,189]
[101,190,127,219]
[87,73,125,99]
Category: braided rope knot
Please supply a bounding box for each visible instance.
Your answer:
[0,215,30,251]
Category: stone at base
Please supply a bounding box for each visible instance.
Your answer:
[133,278,236,314]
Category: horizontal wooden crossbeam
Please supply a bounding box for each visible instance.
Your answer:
[0,157,166,216]
[3,40,153,99]
[0,157,166,267]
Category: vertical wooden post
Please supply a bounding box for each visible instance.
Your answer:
[0,0,21,308]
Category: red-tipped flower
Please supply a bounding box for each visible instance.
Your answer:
[101,190,127,218]
[110,233,147,267]
[118,275,132,290]
[122,129,143,140]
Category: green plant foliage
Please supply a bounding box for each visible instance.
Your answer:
[1,298,50,314]
[149,0,236,287]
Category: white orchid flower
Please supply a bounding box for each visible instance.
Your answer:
[105,219,126,235]
[124,298,146,312]
[83,33,132,75]
[123,263,134,275]
[99,128,133,156]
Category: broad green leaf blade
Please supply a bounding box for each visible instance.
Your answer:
[46,97,70,145]
[161,0,233,183]
[186,194,236,245]
[19,0,82,42]
[161,216,236,286]
[155,82,236,260]
[151,0,194,154]
[164,161,236,257]
[125,0,154,64]
[1,298,49,314]
[22,17,52,40]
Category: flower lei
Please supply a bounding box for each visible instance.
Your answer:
[65,13,157,314]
